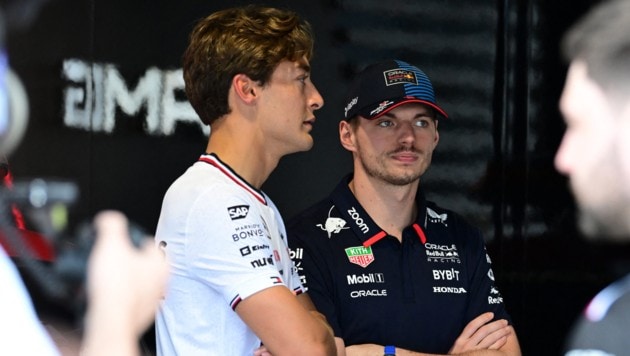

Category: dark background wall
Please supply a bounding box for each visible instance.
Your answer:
[4,0,630,354]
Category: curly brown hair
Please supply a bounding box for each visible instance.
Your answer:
[182,5,314,126]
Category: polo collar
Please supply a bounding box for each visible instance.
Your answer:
[330,174,428,247]
[198,153,267,205]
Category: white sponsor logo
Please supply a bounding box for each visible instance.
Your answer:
[369,100,394,116]
[425,243,461,263]
[316,205,349,238]
[488,268,495,281]
[432,268,460,281]
[62,58,205,136]
[289,248,303,260]
[425,243,457,251]
[232,228,265,242]
[347,273,385,285]
[433,286,467,294]
[239,244,270,256]
[488,296,504,305]
[350,289,387,298]
[347,207,369,234]
[427,207,448,226]
[344,96,358,117]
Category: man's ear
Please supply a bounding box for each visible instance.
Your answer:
[339,120,357,152]
[433,120,440,146]
[232,73,258,104]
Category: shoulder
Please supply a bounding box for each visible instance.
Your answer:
[287,198,335,230]
[566,275,630,353]
[585,275,630,323]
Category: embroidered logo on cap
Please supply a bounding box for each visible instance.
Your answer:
[383,69,418,86]
[345,246,375,268]
[369,100,395,117]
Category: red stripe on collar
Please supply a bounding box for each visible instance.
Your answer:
[363,231,388,247]
[412,223,427,244]
[198,156,266,205]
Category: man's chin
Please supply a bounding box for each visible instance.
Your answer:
[290,138,314,154]
[579,209,630,243]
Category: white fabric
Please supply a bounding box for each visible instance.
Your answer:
[0,246,59,355]
[155,155,304,355]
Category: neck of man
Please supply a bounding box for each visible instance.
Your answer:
[205,119,279,189]
[349,169,419,241]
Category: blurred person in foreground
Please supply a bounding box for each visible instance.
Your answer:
[0,210,168,355]
[554,0,630,354]
[153,5,335,356]
[288,59,521,355]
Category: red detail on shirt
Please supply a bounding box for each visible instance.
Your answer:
[363,231,388,247]
[412,223,427,244]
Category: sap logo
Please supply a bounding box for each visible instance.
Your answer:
[432,268,460,281]
[347,207,369,234]
[250,255,274,268]
[347,273,385,285]
[228,205,250,220]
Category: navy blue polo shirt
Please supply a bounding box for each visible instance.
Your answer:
[287,175,512,354]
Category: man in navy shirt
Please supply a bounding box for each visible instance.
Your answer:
[288,60,521,355]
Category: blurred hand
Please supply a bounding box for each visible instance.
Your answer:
[82,210,169,355]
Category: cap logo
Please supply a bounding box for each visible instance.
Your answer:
[383,69,418,86]
[345,96,358,118]
[369,100,394,117]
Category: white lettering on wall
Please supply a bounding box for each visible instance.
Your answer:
[62,58,208,136]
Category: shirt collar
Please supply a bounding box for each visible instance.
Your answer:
[198,153,267,205]
[330,174,428,247]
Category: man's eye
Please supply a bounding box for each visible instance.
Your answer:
[414,120,429,127]
[377,121,393,127]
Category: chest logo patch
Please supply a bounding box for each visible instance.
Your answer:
[316,205,350,238]
[345,246,375,268]
[427,207,448,226]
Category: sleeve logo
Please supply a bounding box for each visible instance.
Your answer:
[228,205,250,220]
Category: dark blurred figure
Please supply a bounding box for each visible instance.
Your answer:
[554,0,630,354]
